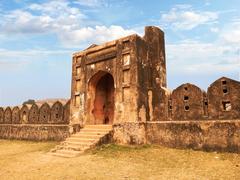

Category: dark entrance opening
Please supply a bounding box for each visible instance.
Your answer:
[89,71,114,124]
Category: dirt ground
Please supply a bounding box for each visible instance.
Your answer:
[0,140,239,180]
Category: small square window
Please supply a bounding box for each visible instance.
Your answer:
[76,67,81,75]
[222,101,231,111]
[123,54,130,66]
[123,70,130,83]
[76,80,81,91]
[184,96,189,101]
[184,87,188,91]
[222,80,227,85]
[75,95,80,107]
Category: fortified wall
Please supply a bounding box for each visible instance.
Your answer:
[0,100,70,140]
[71,26,240,152]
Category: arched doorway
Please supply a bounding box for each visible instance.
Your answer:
[88,71,115,124]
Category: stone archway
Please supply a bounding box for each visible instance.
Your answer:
[88,71,115,125]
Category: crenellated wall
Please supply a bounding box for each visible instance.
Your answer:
[0,100,70,140]
[0,101,70,125]
[160,77,240,121]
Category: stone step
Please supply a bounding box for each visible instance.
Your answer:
[66,137,98,142]
[63,145,90,151]
[49,125,112,158]
[84,125,112,130]
[62,141,92,146]
[77,131,109,135]
[80,129,111,133]
[71,133,104,138]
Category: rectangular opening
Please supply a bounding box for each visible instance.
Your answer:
[184,96,189,101]
[123,70,130,84]
[123,87,130,102]
[222,101,231,111]
[184,87,188,91]
[222,80,227,85]
[123,54,130,66]
[75,95,80,107]
[76,67,81,75]
[76,80,81,91]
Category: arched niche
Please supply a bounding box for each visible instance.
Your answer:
[4,107,12,124]
[12,106,20,124]
[87,71,115,124]
[50,101,64,124]
[28,104,39,124]
[39,103,51,124]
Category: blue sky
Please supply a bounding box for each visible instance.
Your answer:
[0,0,239,106]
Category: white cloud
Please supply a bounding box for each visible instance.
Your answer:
[58,25,136,48]
[0,0,136,48]
[73,0,106,7]
[161,5,218,30]
[166,40,240,75]
[1,1,86,34]
[0,48,71,70]
[221,22,240,45]
[210,27,219,33]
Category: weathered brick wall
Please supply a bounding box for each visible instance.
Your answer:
[0,100,70,140]
[112,120,240,152]
[0,101,70,125]
[146,120,240,152]
[168,77,240,121]
[208,77,240,120]
[171,83,205,120]
[0,124,69,141]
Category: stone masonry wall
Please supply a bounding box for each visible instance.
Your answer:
[146,120,240,152]
[0,100,70,141]
[166,77,240,121]
[112,120,240,152]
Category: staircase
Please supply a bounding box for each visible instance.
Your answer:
[49,125,113,158]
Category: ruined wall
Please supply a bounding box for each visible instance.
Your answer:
[146,120,240,152]
[136,27,167,122]
[71,26,167,125]
[0,124,69,141]
[171,83,205,120]
[208,77,240,120]
[112,120,240,152]
[0,100,70,140]
[113,122,146,144]
[71,34,140,125]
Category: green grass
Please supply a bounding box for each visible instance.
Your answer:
[0,140,239,180]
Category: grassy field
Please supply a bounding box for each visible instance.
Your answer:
[0,140,239,180]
